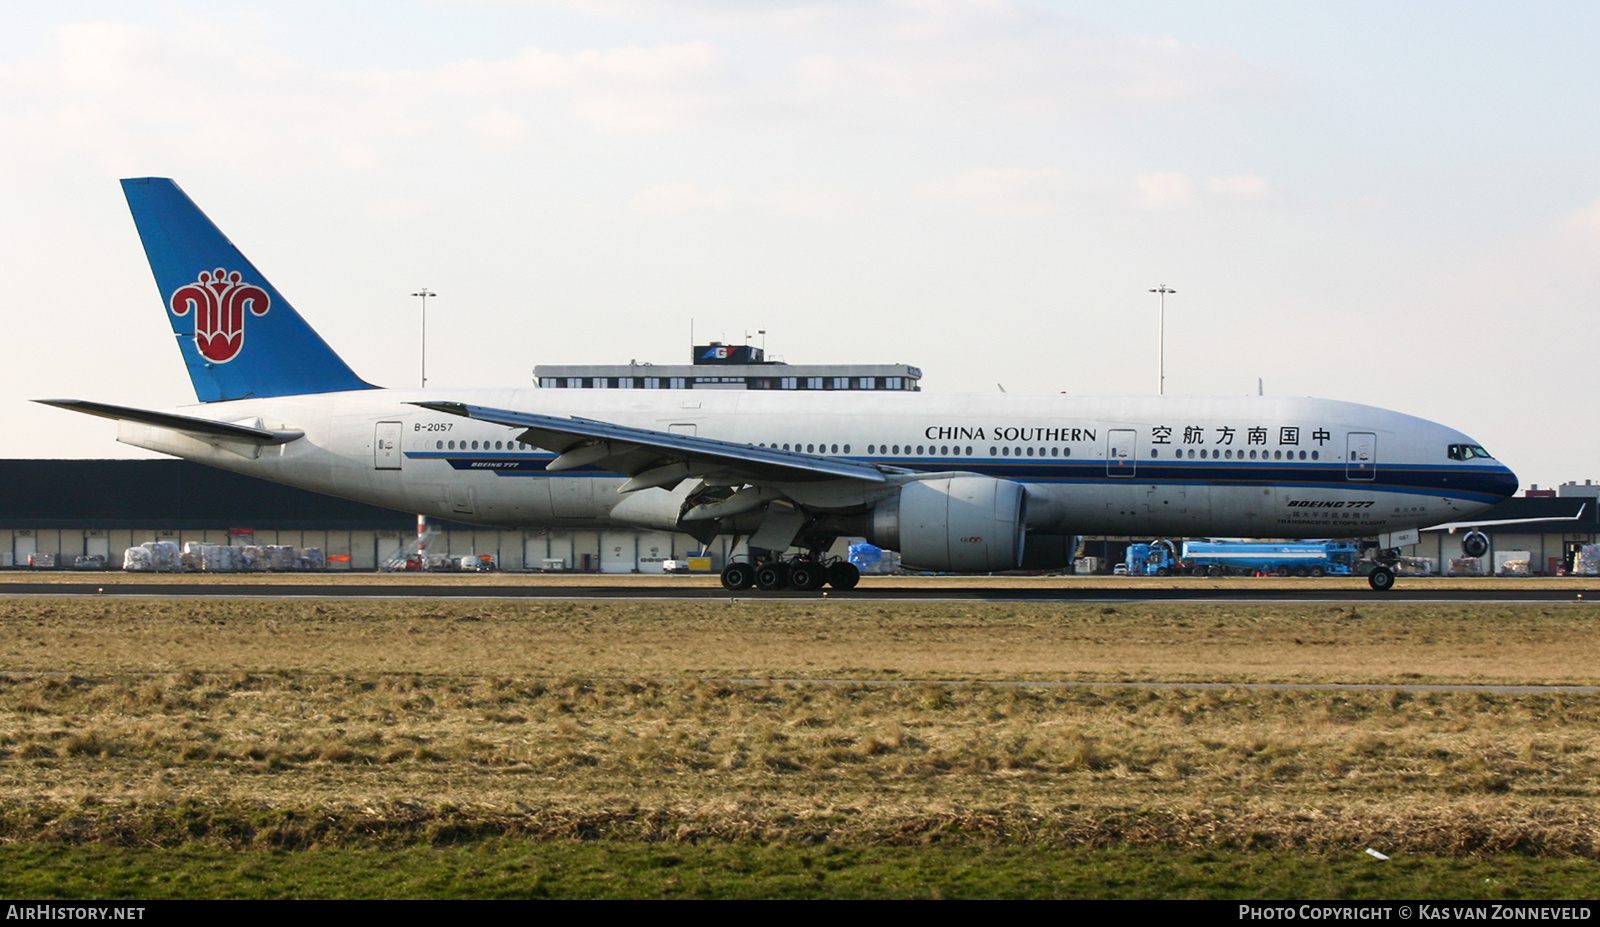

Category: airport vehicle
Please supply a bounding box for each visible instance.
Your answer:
[1124,540,1184,576]
[1179,540,1360,577]
[41,178,1519,592]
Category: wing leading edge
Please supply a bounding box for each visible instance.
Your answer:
[411,401,894,490]
[1428,503,1588,533]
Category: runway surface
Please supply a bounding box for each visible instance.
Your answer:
[3,580,1597,603]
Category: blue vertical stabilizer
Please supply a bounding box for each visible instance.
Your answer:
[121,177,375,402]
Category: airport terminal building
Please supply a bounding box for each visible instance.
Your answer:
[534,342,921,393]
[0,459,733,573]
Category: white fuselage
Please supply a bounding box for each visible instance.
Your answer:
[115,387,1516,541]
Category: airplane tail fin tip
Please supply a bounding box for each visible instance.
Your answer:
[120,177,374,403]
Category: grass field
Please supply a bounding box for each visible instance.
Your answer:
[2,591,1598,898]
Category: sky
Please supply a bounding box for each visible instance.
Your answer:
[3,0,1597,490]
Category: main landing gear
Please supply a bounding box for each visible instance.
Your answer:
[721,558,860,592]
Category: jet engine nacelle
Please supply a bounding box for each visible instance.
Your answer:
[1461,530,1490,559]
[865,476,1026,572]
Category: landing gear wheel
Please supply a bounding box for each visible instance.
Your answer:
[826,561,861,590]
[1368,566,1396,592]
[755,562,790,591]
[788,561,825,591]
[720,562,754,591]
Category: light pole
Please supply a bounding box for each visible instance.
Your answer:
[411,288,435,387]
[409,288,435,573]
[1149,285,1175,395]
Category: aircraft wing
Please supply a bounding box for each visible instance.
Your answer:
[412,400,895,491]
[35,399,304,445]
[1428,503,1587,533]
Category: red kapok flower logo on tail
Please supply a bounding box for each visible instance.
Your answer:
[169,268,270,364]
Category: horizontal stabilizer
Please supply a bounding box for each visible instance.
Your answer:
[35,399,304,445]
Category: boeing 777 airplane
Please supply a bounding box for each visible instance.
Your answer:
[41,178,1518,591]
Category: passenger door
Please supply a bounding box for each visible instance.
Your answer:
[1346,432,1376,481]
[374,421,403,470]
[1106,429,1137,478]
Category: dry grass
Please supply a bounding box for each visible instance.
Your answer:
[1,597,1598,685]
[1,597,1599,855]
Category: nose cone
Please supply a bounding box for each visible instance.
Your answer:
[1489,465,1519,501]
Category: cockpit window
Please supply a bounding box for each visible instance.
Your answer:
[1448,444,1495,461]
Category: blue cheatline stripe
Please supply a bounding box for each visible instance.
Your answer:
[401,451,1513,503]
